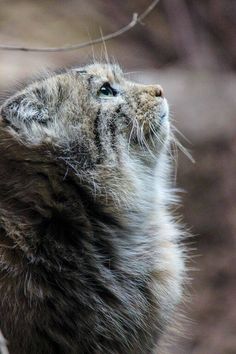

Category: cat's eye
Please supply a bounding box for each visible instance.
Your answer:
[98,82,117,98]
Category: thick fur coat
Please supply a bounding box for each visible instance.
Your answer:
[0,64,185,353]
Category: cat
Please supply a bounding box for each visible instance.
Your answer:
[0,63,185,353]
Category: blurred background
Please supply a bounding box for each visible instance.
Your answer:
[0,1,235,353]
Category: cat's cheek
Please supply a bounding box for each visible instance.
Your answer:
[100,95,125,109]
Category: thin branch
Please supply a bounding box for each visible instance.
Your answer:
[138,0,161,22]
[0,0,160,53]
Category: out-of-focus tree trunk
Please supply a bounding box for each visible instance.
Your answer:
[163,0,199,67]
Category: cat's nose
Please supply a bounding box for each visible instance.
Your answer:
[154,85,164,98]
[146,85,164,98]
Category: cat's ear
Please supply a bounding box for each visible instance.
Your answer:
[1,94,25,126]
[0,91,48,129]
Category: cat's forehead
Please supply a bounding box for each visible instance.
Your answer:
[73,63,123,83]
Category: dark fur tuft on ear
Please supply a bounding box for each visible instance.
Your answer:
[0,94,25,124]
[0,91,48,127]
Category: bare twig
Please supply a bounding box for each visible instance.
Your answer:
[0,0,160,53]
[0,330,9,354]
[138,0,161,22]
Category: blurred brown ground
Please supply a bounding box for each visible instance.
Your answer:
[0,1,236,353]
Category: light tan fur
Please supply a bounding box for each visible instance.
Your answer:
[0,63,186,354]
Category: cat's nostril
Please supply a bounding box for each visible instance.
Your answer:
[155,86,164,98]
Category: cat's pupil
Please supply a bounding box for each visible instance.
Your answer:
[101,87,111,95]
[99,83,117,96]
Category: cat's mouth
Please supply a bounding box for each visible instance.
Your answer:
[157,98,169,123]
[127,98,169,149]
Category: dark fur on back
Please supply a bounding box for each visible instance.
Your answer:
[0,64,185,353]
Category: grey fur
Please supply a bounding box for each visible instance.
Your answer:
[0,63,185,353]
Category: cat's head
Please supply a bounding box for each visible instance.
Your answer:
[0,63,170,197]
